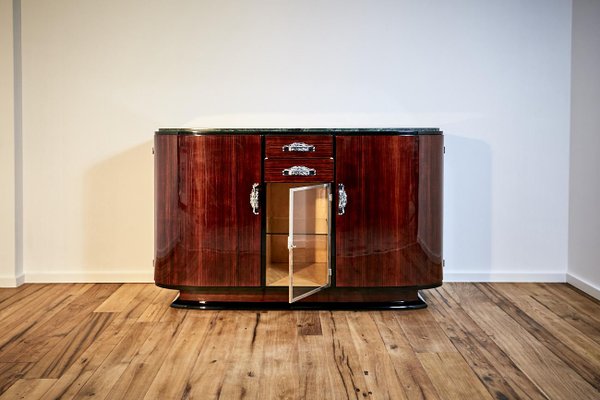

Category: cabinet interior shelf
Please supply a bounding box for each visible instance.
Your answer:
[266,233,328,236]
[266,262,328,287]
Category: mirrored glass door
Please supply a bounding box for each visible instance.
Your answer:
[288,183,331,303]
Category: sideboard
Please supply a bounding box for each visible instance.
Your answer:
[154,128,443,309]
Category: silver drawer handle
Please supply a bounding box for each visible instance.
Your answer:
[282,166,316,176]
[282,142,315,152]
[338,183,347,215]
[250,183,260,215]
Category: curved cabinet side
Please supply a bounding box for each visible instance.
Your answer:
[417,135,443,281]
[154,135,262,287]
[335,135,443,287]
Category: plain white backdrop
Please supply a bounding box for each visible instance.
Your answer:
[1,0,596,297]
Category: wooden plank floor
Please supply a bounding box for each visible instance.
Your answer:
[0,283,599,399]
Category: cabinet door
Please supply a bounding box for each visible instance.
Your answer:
[288,184,332,303]
[335,135,443,287]
[154,135,262,287]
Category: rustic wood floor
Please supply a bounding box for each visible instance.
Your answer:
[0,283,599,399]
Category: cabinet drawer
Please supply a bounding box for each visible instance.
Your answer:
[265,135,333,159]
[264,159,334,182]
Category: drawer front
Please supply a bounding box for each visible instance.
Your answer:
[265,135,333,159]
[264,159,334,182]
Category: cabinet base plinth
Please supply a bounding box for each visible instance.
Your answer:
[171,297,426,310]
[169,288,430,310]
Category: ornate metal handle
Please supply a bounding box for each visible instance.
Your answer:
[282,166,317,176]
[338,184,347,215]
[282,142,315,152]
[250,183,260,215]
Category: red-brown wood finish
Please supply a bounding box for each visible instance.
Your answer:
[264,158,334,183]
[335,135,443,287]
[154,135,262,287]
[265,135,333,159]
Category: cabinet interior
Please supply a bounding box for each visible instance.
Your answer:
[265,183,330,287]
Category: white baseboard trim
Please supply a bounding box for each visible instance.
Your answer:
[0,277,14,287]
[566,273,600,300]
[443,272,567,283]
[24,271,154,283]
[0,273,25,287]
[0,275,18,287]
[9,271,578,286]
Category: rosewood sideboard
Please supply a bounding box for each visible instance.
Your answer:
[154,128,443,309]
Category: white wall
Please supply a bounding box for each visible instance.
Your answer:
[0,0,23,287]
[0,0,16,286]
[568,0,600,298]
[17,0,572,283]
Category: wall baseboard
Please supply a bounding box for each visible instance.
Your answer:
[24,271,154,283]
[0,277,15,287]
[566,273,600,300]
[0,273,24,287]
[443,272,566,283]
[7,272,599,301]
[21,271,567,284]
[0,275,17,287]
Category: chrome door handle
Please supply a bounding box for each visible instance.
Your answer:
[282,166,316,176]
[282,142,315,152]
[338,183,347,215]
[250,183,260,215]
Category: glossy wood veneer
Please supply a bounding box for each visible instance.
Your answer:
[335,135,443,287]
[154,135,262,287]
[265,135,333,159]
[264,158,334,183]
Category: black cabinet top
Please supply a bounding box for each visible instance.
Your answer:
[156,128,441,136]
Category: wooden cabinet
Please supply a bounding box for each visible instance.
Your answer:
[154,129,443,309]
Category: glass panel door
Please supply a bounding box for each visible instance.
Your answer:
[288,184,331,303]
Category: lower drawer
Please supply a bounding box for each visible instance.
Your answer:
[264,159,334,182]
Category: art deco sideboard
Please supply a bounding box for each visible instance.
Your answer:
[154,128,443,309]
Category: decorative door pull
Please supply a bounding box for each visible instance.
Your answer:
[282,166,317,176]
[338,183,347,215]
[282,142,316,152]
[250,183,260,215]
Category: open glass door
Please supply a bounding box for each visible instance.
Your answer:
[288,184,331,303]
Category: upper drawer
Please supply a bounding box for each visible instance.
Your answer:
[264,159,334,182]
[265,135,333,159]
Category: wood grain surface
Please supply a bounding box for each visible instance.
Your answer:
[264,158,334,183]
[154,135,262,287]
[335,135,443,287]
[1,283,599,399]
[265,135,333,159]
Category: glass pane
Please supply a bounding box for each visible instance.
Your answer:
[289,184,331,303]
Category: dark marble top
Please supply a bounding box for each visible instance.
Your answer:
[156,127,441,135]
